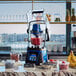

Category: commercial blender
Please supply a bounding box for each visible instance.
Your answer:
[26,10,49,65]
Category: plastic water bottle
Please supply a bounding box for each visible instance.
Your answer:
[56,60,59,72]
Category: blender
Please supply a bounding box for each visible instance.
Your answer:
[26,10,49,65]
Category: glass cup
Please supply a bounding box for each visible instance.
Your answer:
[10,52,19,62]
[0,62,5,72]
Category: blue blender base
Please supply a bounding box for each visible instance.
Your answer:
[26,47,48,65]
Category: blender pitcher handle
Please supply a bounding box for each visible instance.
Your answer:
[45,27,49,41]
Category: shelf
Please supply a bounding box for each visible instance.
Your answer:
[0,1,75,3]
[0,22,28,24]
[0,0,75,2]
[49,22,76,24]
[47,51,67,56]
[0,22,76,24]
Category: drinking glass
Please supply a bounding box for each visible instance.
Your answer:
[10,52,19,62]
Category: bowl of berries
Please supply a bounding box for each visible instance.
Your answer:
[59,61,69,70]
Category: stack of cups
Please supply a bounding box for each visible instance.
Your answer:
[53,45,57,52]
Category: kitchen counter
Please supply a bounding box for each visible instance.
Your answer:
[0,65,75,76]
[0,59,76,76]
